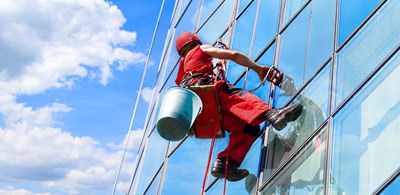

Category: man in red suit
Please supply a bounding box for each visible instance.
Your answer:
[174,32,303,181]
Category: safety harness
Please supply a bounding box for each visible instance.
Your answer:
[179,40,228,88]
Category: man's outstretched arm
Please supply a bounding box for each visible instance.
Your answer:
[200,44,270,81]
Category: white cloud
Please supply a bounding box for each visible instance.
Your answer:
[0,94,70,128]
[0,186,52,195]
[108,128,144,150]
[0,95,137,194]
[0,0,148,95]
[140,87,154,104]
[0,0,149,194]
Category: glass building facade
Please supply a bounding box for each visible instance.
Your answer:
[123,0,400,194]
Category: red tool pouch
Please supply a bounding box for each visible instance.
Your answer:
[189,85,225,139]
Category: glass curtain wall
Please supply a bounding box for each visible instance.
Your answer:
[128,0,400,194]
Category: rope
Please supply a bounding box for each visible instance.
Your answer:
[200,0,238,194]
[200,124,220,195]
[222,0,238,193]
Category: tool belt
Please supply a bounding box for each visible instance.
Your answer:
[180,72,218,88]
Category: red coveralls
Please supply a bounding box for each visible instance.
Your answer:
[175,45,271,166]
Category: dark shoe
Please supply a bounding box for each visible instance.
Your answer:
[265,103,303,130]
[211,158,249,182]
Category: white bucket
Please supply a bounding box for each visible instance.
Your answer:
[156,87,203,141]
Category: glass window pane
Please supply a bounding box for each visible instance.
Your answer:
[207,138,263,194]
[278,4,311,90]
[279,0,335,92]
[140,1,175,137]
[282,0,308,26]
[239,0,252,14]
[245,43,276,101]
[331,51,400,195]
[161,137,211,194]
[335,0,400,109]
[181,0,191,14]
[338,0,381,45]
[262,129,327,195]
[380,174,400,195]
[198,0,223,27]
[144,166,163,195]
[226,1,257,81]
[264,63,331,181]
[171,0,196,31]
[304,0,335,80]
[251,0,280,59]
[166,0,200,76]
[197,0,235,44]
[132,130,168,195]
[155,36,176,106]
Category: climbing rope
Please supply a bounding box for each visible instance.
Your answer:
[200,0,238,194]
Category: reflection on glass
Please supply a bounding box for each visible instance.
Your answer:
[174,0,199,35]
[238,0,252,14]
[246,43,276,101]
[251,0,280,59]
[279,0,335,91]
[144,166,163,195]
[264,63,331,181]
[197,0,235,44]
[338,0,381,45]
[335,0,400,109]
[198,0,223,26]
[161,137,211,194]
[147,93,161,137]
[380,174,400,195]
[180,0,191,15]
[166,1,200,76]
[304,0,335,80]
[278,4,311,90]
[207,138,262,195]
[282,0,308,26]
[131,94,151,137]
[226,1,257,81]
[141,0,175,137]
[133,130,168,195]
[331,51,400,195]
[163,38,180,81]
[262,129,327,195]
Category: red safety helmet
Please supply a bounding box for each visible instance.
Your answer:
[176,32,201,56]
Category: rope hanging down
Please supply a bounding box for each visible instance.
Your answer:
[200,0,238,194]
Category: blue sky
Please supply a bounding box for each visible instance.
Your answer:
[0,0,166,194]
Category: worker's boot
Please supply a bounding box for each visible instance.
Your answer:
[211,158,249,182]
[265,103,303,130]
